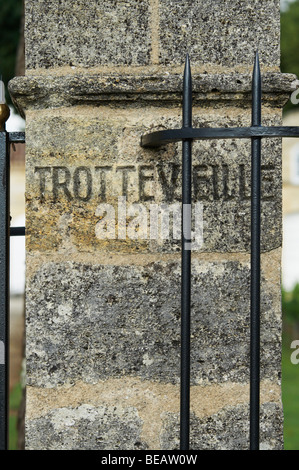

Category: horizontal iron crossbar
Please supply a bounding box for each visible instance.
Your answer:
[8,132,25,144]
[10,227,25,237]
[141,126,299,147]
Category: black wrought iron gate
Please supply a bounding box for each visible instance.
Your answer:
[0,127,25,451]
[141,52,299,451]
[1,52,299,451]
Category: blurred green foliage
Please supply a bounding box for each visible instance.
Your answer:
[281,2,299,450]
[282,283,299,450]
[282,284,299,325]
[0,0,23,102]
[281,1,299,77]
[281,0,299,113]
[9,382,23,450]
[282,340,299,450]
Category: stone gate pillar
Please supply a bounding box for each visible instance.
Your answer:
[9,0,297,450]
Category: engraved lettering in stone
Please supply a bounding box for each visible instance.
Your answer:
[261,164,275,200]
[116,166,135,196]
[33,164,276,203]
[193,164,211,200]
[139,165,155,202]
[222,164,235,201]
[35,166,52,202]
[211,165,220,200]
[95,166,113,201]
[239,164,276,201]
[239,164,251,201]
[73,166,92,201]
[53,166,72,202]
[156,163,180,202]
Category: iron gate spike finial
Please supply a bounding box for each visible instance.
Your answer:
[183,54,192,128]
[250,50,262,451]
[180,53,192,451]
[252,51,262,127]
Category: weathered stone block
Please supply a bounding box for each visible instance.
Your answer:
[26,255,281,388]
[24,106,282,254]
[24,0,280,70]
[24,375,282,450]
[25,404,146,450]
[25,402,283,450]
[25,0,152,69]
[159,0,280,68]
[161,403,284,450]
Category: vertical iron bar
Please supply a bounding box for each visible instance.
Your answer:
[250,51,262,450]
[0,129,9,450]
[180,54,192,451]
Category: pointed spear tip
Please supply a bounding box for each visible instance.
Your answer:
[184,53,190,69]
[252,50,262,124]
[254,50,260,68]
[253,50,261,82]
[184,53,191,77]
[183,53,192,126]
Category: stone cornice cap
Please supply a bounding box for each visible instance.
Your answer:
[8,71,298,118]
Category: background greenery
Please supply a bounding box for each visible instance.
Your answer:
[281,0,299,112]
[282,285,299,450]
[281,0,299,451]
[0,0,23,103]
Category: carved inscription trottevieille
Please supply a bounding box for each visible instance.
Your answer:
[34,163,276,203]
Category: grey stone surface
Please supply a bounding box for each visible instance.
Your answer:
[25,401,283,450]
[25,404,147,450]
[26,259,281,388]
[159,0,280,67]
[24,0,280,69]
[9,71,297,114]
[161,403,284,450]
[25,0,151,69]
